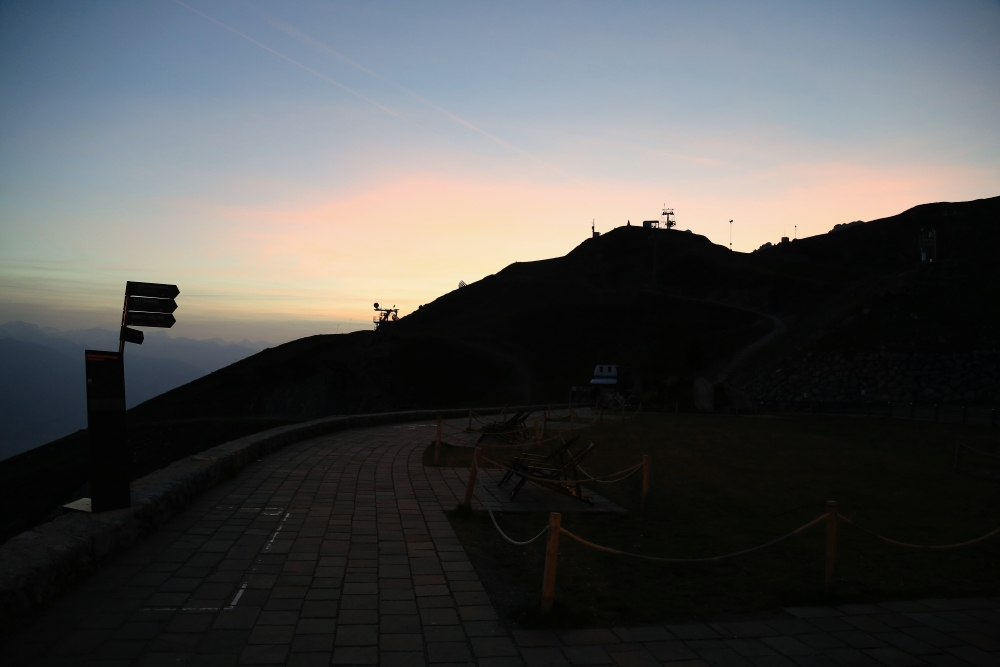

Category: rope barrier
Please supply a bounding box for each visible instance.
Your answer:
[479,492,550,546]
[558,513,829,563]
[838,515,1000,550]
[575,463,645,484]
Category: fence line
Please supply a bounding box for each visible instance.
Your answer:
[573,463,645,484]
[479,493,550,546]
[838,515,1000,550]
[558,513,829,563]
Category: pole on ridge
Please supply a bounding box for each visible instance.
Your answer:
[535,420,540,444]
[542,411,548,437]
[541,512,561,612]
[463,447,481,511]
[825,501,838,594]
[435,417,442,466]
[641,455,650,514]
[468,408,473,432]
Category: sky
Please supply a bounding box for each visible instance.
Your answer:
[1,0,998,344]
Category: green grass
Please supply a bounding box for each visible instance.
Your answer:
[445,412,1000,627]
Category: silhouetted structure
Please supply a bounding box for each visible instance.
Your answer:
[373,302,398,331]
[643,206,676,229]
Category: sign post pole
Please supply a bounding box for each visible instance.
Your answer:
[79,281,180,513]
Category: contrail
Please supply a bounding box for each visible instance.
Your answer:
[264,14,611,198]
[171,0,448,143]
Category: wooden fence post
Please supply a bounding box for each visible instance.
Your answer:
[541,512,561,612]
[463,447,481,510]
[435,417,442,465]
[468,409,473,431]
[535,420,541,444]
[543,411,548,437]
[641,455,650,514]
[825,501,838,594]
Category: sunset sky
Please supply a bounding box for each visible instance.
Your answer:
[1,1,998,343]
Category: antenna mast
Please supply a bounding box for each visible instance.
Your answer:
[661,205,676,230]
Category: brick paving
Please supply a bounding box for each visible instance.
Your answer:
[507,601,1000,667]
[3,421,999,667]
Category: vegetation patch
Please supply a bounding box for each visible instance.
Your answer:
[446,412,1000,627]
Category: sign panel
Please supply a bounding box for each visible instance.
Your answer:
[119,326,144,345]
[125,312,176,328]
[126,281,179,299]
[127,296,177,314]
[84,350,130,512]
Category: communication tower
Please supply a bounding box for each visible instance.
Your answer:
[661,206,676,229]
[373,302,399,331]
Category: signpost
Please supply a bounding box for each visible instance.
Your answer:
[80,281,179,512]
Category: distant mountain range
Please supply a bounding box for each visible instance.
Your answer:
[0,322,268,460]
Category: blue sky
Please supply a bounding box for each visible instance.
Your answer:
[1,1,998,343]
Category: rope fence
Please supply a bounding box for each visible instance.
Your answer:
[558,513,829,563]
[468,488,1000,613]
[838,515,1000,550]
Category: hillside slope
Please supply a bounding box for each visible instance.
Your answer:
[3,194,997,545]
[133,195,1000,422]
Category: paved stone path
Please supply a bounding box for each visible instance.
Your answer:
[3,421,999,667]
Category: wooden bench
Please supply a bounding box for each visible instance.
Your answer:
[497,437,596,504]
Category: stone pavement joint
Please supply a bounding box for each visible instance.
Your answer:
[2,420,999,667]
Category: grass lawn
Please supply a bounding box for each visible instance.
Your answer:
[441,412,1000,627]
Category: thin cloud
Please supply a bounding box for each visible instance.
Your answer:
[263,13,619,219]
[171,0,448,143]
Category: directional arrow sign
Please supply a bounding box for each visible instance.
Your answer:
[119,326,144,344]
[127,296,177,314]
[126,312,176,328]
[126,281,179,299]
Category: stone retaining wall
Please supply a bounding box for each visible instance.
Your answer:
[747,350,1000,405]
[0,404,561,627]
